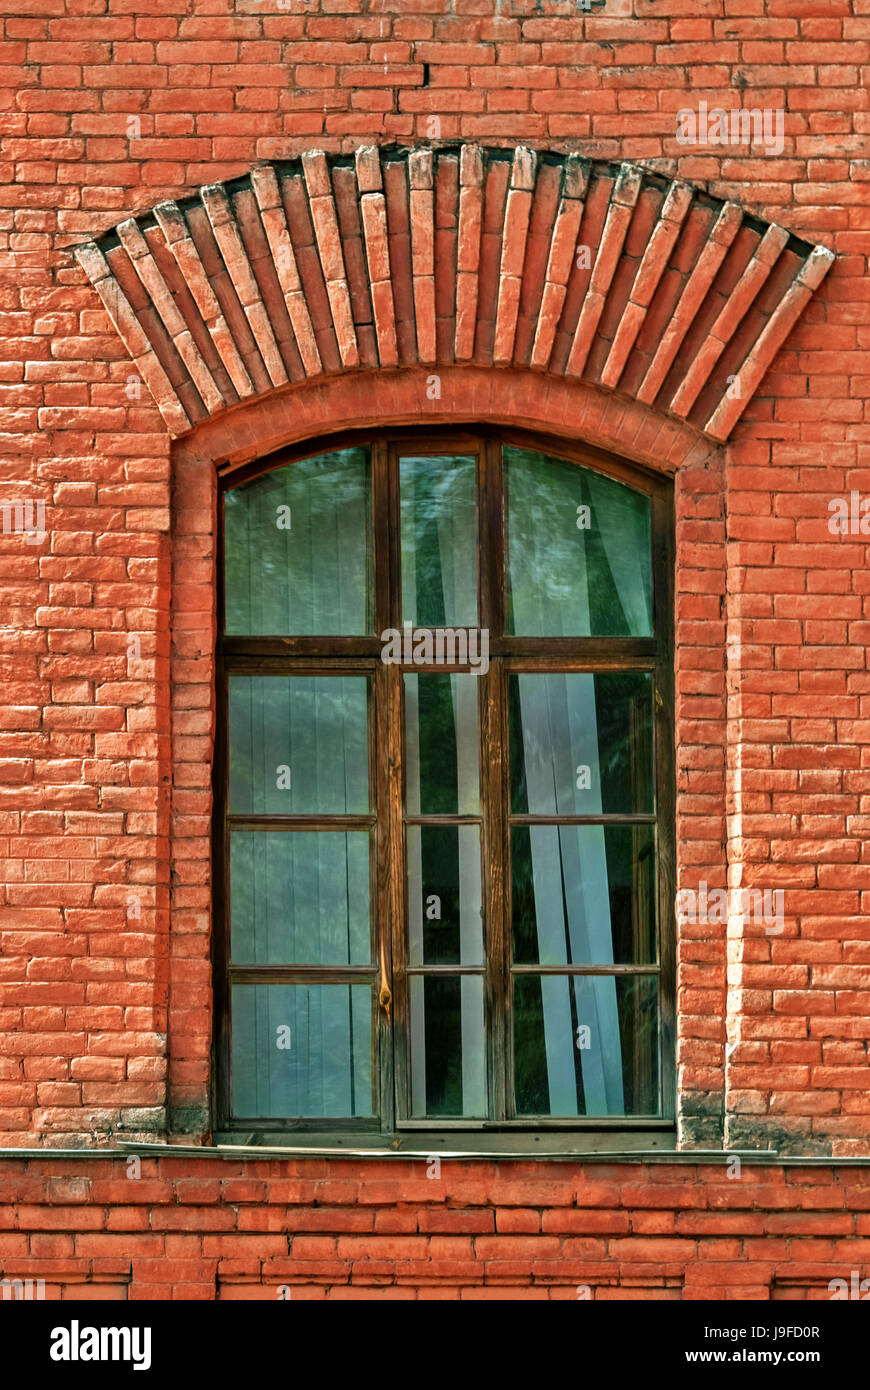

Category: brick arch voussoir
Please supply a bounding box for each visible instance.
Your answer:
[73,144,834,452]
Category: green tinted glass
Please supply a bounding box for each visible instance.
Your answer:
[230,831,371,966]
[505,446,652,636]
[513,974,658,1116]
[232,983,373,1118]
[229,675,368,815]
[511,824,656,966]
[400,454,478,626]
[509,672,653,816]
[224,448,371,636]
[409,975,486,1117]
[405,673,480,815]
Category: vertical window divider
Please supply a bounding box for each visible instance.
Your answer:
[374,656,396,1132]
[372,439,396,1129]
[480,437,508,1121]
[380,440,409,1124]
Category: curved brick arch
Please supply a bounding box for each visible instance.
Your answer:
[73,143,833,448]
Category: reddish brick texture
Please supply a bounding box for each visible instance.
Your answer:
[1,0,869,1297]
[2,1155,870,1302]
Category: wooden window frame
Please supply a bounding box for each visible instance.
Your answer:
[212,424,675,1143]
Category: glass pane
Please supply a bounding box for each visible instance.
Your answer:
[512,824,656,965]
[230,831,371,966]
[400,454,478,626]
[513,974,658,1116]
[224,448,371,636]
[505,446,652,636]
[407,826,483,966]
[405,674,480,815]
[409,975,486,1117]
[229,675,368,815]
[509,671,653,815]
[231,983,373,1118]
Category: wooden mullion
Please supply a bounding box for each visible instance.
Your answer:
[511,964,662,976]
[221,655,379,676]
[404,814,482,827]
[492,674,512,1118]
[496,639,657,663]
[508,813,657,826]
[373,439,396,1131]
[388,659,409,1122]
[384,440,407,1120]
[479,435,503,1123]
[370,658,390,1130]
[480,663,497,1122]
[405,966,488,977]
[222,636,383,658]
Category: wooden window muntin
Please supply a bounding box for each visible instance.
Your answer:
[214,426,675,1135]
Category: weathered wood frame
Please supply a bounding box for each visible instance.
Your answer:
[213,424,675,1139]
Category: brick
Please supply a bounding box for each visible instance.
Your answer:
[0,0,864,1300]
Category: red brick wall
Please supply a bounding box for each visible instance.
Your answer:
[1,0,869,1297]
[1,1154,869,1301]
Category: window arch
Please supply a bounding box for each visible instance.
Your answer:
[214,427,674,1139]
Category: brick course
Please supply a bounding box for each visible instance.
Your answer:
[2,1155,869,1300]
[1,0,869,1297]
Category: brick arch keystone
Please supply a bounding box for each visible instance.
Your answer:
[73,144,833,448]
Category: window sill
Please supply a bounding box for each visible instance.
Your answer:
[207,1129,680,1158]
[0,1143,862,1166]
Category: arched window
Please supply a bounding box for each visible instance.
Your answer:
[215,428,674,1141]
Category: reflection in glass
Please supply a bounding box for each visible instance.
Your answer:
[509,672,653,816]
[406,826,483,966]
[231,831,371,966]
[505,446,652,636]
[409,975,486,1116]
[232,983,373,1117]
[513,974,658,1116]
[512,824,655,966]
[229,675,368,815]
[224,448,371,636]
[400,455,477,627]
[405,674,479,815]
